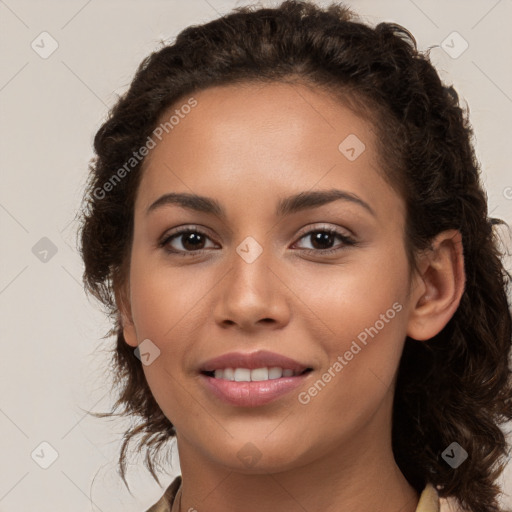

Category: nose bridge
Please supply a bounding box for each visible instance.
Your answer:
[213,234,289,328]
[229,234,275,303]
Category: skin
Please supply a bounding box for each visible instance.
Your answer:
[118,81,465,512]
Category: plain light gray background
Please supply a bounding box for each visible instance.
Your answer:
[1,0,511,510]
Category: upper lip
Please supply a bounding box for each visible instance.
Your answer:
[199,350,312,373]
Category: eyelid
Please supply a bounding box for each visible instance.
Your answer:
[294,222,354,240]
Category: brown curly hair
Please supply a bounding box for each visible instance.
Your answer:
[77,1,512,510]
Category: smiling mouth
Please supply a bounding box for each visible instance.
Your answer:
[201,367,313,381]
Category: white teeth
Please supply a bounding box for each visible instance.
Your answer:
[223,368,235,380]
[210,366,302,381]
[251,368,269,381]
[268,367,283,379]
[234,368,251,382]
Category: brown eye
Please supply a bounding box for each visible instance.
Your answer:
[160,228,217,255]
[309,231,337,250]
[294,228,356,255]
[177,232,207,251]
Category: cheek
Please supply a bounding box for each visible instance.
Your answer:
[128,251,207,341]
[289,245,409,346]
[294,249,409,411]
[127,253,213,421]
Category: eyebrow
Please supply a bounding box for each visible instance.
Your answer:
[146,189,376,218]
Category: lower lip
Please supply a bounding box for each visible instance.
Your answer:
[200,372,310,407]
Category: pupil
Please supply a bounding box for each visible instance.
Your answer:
[312,231,333,250]
[183,233,204,250]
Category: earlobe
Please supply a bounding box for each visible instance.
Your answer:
[114,285,139,348]
[121,321,138,348]
[406,229,466,341]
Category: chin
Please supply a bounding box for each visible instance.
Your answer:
[202,435,311,475]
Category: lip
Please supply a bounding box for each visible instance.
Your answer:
[200,372,312,407]
[198,350,311,373]
[198,350,313,407]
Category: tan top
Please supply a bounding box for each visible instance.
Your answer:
[146,476,441,512]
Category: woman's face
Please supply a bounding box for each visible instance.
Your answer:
[121,81,419,473]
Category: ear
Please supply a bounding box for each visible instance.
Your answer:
[406,229,466,341]
[114,282,138,348]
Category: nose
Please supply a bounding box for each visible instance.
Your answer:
[212,242,291,332]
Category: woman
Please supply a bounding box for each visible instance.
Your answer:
[77,1,512,511]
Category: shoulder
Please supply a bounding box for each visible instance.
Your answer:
[417,483,441,512]
[439,494,470,512]
[145,476,182,512]
[422,483,469,512]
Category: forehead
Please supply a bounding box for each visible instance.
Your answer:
[134,81,400,221]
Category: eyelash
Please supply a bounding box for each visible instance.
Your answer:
[159,225,357,257]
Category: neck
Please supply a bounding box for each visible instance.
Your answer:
[176,453,418,512]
